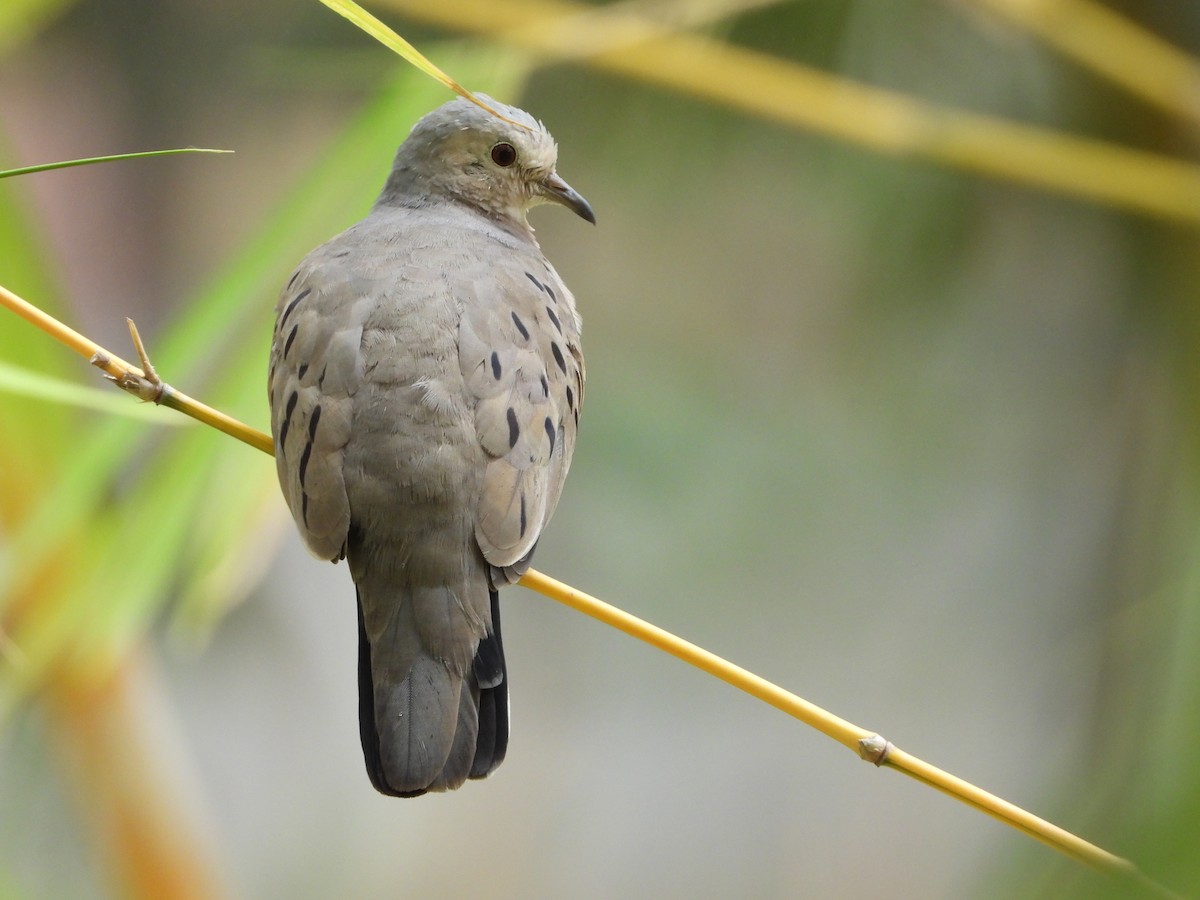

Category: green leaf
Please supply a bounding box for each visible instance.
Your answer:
[0,148,232,179]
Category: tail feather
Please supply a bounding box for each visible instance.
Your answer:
[356,593,393,794]
[470,589,509,779]
[355,586,508,797]
[425,679,482,793]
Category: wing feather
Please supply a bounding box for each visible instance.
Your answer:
[268,253,368,562]
[460,257,584,568]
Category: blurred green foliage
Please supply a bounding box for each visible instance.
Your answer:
[1,1,1199,898]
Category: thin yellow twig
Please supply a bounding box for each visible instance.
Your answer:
[520,570,1172,891]
[519,568,873,750]
[967,0,1200,128]
[879,743,1125,868]
[0,283,272,455]
[373,0,1200,225]
[0,278,1174,894]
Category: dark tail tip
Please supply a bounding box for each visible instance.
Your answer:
[356,587,508,796]
[356,590,428,797]
[470,589,509,779]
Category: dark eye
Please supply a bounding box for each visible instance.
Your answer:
[491,142,517,167]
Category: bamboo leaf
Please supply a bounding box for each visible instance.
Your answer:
[0,148,232,179]
[315,0,531,126]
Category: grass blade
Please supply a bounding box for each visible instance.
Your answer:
[0,148,232,179]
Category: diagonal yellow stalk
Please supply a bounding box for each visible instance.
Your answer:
[522,570,1179,897]
[372,0,1200,225]
[0,278,1178,896]
[967,0,1200,128]
[0,284,271,455]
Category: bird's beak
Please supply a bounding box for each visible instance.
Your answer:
[540,172,596,225]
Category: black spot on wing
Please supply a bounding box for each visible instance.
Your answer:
[506,407,519,449]
[566,385,575,411]
[540,375,549,398]
[491,351,502,380]
[551,342,567,374]
[280,390,299,451]
[286,269,301,291]
[545,306,561,333]
[525,270,557,304]
[299,442,313,488]
[511,312,530,341]
[302,491,310,528]
[519,493,527,538]
[283,324,299,359]
[544,416,556,453]
[279,287,311,329]
[298,363,309,380]
[298,404,321,487]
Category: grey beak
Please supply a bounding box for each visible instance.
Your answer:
[542,172,596,225]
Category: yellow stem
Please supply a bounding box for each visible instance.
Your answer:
[0,283,272,455]
[882,744,1123,867]
[519,569,1162,886]
[0,279,1173,890]
[373,0,1200,225]
[969,0,1200,128]
[518,568,871,749]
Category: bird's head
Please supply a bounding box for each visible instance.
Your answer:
[380,95,595,228]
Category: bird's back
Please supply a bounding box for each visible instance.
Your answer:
[269,201,583,795]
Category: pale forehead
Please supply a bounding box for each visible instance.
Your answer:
[411,95,558,167]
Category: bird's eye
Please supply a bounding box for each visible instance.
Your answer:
[491,142,518,167]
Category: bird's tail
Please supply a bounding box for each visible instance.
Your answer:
[356,587,508,797]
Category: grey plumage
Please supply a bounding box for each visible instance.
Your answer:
[268,96,590,796]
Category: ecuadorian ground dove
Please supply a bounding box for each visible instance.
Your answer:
[268,96,592,796]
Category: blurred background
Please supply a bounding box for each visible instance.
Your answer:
[1,1,1199,897]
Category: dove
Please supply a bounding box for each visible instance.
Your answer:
[268,95,592,797]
